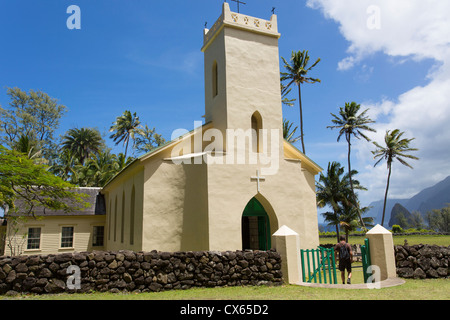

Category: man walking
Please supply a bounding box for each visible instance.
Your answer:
[335,235,353,284]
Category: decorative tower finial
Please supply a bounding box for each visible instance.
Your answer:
[230,0,246,13]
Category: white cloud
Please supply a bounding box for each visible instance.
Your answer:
[308,0,450,205]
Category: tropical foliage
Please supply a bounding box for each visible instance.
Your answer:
[281,50,321,154]
[0,89,165,197]
[109,110,141,158]
[327,102,376,229]
[282,119,301,143]
[0,146,88,217]
[316,161,373,242]
[427,205,450,233]
[372,129,419,226]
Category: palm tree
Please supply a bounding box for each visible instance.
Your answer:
[281,50,321,154]
[50,149,77,182]
[280,84,296,107]
[109,110,141,159]
[316,161,357,242]
[13,134,45,164]
[60,128,103,165]
[327,102,376,229]
[282,119,301,143]
[339,203,373,242]
[372,129,419,226]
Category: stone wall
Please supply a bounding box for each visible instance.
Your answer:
[0,249,282,295]
[395,244,449,279]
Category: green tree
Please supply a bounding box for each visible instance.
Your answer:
[49,149,77,182]
[12,134,44,163]
[427,205,450,233]
[109,110,141,158]
[339,203,374,241]
[60,127,104,166]
[134,124,166,154]
[0,146,88,218]
[409,211,426,230]
[281,50,321,154]
[328,102,376,229]
[372,129,419,226]
[316,161,359,242]
[0,87,67,158]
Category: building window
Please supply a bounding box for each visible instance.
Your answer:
[108,199,112,241]
[27,227,41,250]
[114,196,118,241]
[130,185,135,245]
[212,61,218,97]
[93,226,104,247]
[61,226,74,248]
[121,191,125,243]
[251,111,263,153]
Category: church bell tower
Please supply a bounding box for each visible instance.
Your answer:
[201,3,283,156]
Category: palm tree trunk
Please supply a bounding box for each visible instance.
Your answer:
[346,134,366,229]
[298,84,306,154]
[124,138,129,159]
[381,164,392,226]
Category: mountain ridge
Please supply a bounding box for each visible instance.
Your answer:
[367,175,450,226]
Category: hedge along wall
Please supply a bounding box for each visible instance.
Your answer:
[0,249,283,295]
[395,244,449,279]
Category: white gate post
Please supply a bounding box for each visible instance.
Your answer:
[273,225,302,284]
[366,224,397,281]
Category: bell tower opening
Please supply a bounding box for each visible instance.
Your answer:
[212,60,218,98]
[251,111,262,153]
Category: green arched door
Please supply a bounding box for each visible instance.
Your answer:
[242,197,271,250]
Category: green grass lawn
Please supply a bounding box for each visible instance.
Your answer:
[3,278,448,300]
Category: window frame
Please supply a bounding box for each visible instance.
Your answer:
[60,226,74,248]
[27,227,41,250]
[92,225,104,247]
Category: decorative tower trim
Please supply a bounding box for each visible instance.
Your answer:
[202,2,280,52]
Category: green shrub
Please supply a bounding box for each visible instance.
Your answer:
[392,225,404,233]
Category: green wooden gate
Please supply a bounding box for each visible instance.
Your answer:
[361,238,371,283]
[300,247,337,284]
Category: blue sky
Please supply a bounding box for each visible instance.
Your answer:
[1,1,449,218]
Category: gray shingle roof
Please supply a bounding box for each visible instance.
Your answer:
[7,187,106,217]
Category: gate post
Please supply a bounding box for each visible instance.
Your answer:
[273,225,302,284]
[366,224,397,281]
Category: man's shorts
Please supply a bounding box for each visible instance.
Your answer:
[339,259,352,273]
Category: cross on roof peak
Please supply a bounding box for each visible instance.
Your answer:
[228,0,246,13]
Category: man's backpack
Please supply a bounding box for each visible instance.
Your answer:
[339,243,350,260]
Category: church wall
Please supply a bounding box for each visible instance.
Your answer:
[104,168,144,253]
[270,160,319,250]
[2,215,106,256]
[206,158,319,252]
[141,145,209,252]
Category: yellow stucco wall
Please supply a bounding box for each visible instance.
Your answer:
[103,165,144,252]
[3,215,106,256]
